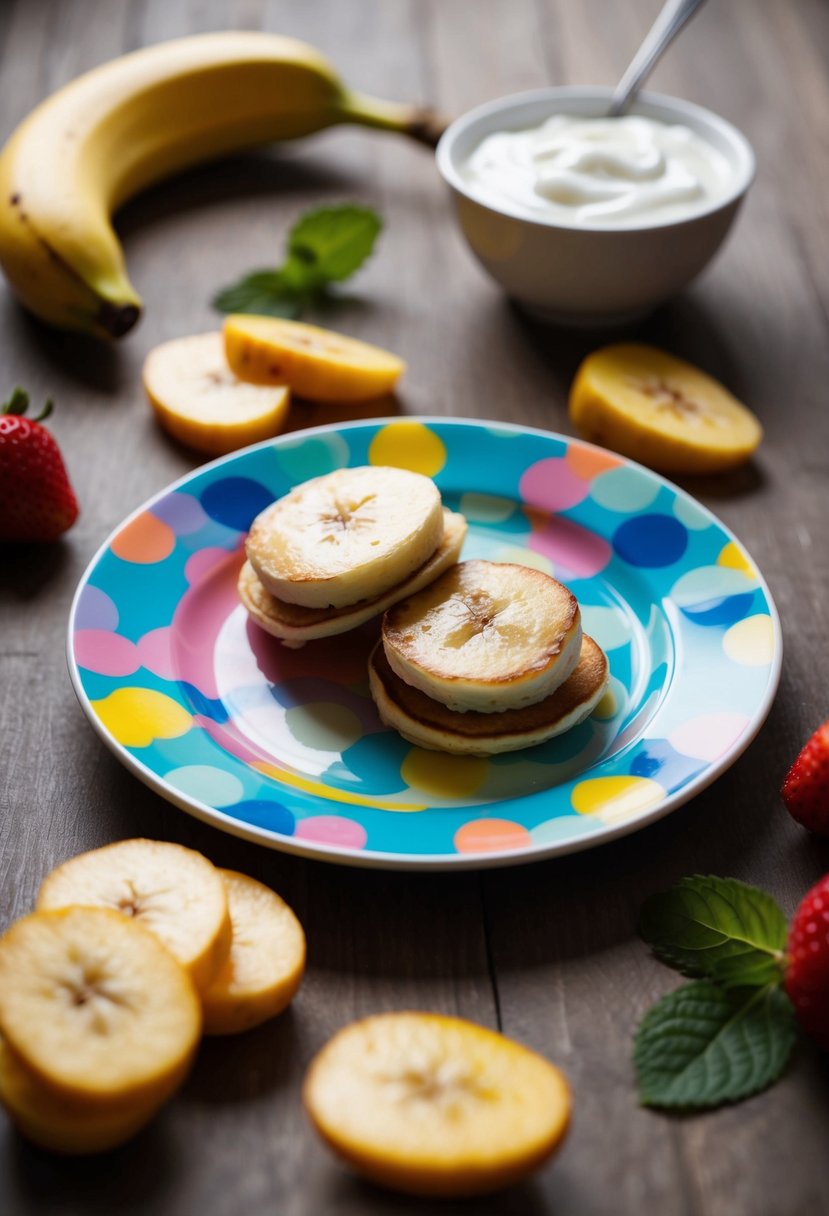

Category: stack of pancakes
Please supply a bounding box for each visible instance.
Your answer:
[238,466,467,647]
[238,468,608,756]
[368,560,609,756]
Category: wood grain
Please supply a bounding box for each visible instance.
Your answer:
[1,1,828,1213]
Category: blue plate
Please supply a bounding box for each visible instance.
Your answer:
[67,418,781,869]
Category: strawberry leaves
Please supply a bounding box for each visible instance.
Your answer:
[0,387,78,542]
[635,876,796,1111]
[2,387,53,421]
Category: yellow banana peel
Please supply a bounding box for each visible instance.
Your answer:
[0,31,445,339]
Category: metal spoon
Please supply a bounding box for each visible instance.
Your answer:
[609,0,708,117]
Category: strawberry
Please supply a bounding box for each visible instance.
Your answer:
[0,388,79,542]
[785,874,829,1050]
[781,721,829,836]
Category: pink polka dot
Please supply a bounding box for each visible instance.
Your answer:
[74,630,139,676]
[185,547,234,585]
[294,815,367,849]
[520,458,590,512]
[527,513,612,578]
[136,627,176,679]
[669,713,750,762]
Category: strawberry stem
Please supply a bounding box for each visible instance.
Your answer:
[2,387,53,421]
[2,387,29,415]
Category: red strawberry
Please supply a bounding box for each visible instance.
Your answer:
[781,721,829,835]
[786,875,829,1049]
[0,388,79,542]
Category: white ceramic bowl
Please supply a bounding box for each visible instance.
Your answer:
[436,87,755,326]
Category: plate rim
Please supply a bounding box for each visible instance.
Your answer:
[66,416,783,871]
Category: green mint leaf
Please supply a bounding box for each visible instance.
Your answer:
[287,204,382,284]
[212,271,301,318]
[638,876,787,988]
[634,981,797,1110]
[212,205,382,319]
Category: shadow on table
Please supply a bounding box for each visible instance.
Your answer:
[333,1173,551,1215]
[182,1006,301,1108]
[0,538,73,601]
[0,293,128,397]
[498,289,764,499]
[505,288,749,400]
[6,1119,178,1212]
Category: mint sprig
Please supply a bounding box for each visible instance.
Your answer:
[635,981,796,1110]
[639,875,787,989]
[634,876,796,1111]
[213,204,382,319]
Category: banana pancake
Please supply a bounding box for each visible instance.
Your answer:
[246,466,444,609]
[368,635,608,757]
[239,509,467,647]
[382,560,583,713]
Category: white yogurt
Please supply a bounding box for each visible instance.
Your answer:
[462,114,734,227]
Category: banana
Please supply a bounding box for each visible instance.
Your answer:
[0,907,201,1108]
[0,1032,176,1154]
[143,332,291,455]
[246,466,445,609]
[569,343,763,473]
[303,1012,571,1197]
[238,508,467,647]
[0,31,444,339]
[202,870,306,1036]
[36,838,232,993]
[224,316,406,402]
[369,634,608,756]
[382,559,583,713]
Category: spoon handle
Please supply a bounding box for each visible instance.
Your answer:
[608,0,708,117]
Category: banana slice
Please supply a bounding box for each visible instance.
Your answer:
[246,466,444,609]
[0,907,201,1107]
[369,635,608,756]
[224,316,405,402]
[239,508,467,647]
[382,559,582,712]
[0,1033,168,1154]
[569,343,763,474]
[202,870,306,1036]
[36,838,231,993]
[303,1012,571,1197]
[143,332,291,456]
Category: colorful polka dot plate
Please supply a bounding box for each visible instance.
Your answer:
[67,418,781,870]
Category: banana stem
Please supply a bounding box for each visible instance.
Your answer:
[340,91,450,148]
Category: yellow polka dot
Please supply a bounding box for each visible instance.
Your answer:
[252,763,427,812]
[91,688,192,748]
[723,614,775,666]
[493,545,554,575]
[592,688,617,721]
[571,776,664,824]
[402,749,488,799]
[718,542,755,578]
[368,422,446,477]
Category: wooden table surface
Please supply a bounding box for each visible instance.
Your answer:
[2,1,829,1212]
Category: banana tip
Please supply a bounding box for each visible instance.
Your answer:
[98,301,141,339]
